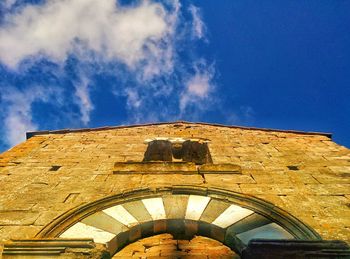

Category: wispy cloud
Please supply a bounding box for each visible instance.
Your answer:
[0,86,61,146]
[1,0,16,10]
[180,61,215,113]
[223,106,255,126]
[125,88,142,109]
[73,76,93,125]
[0,0,181,122]
[189,4,206,40]
[0,0,219,149]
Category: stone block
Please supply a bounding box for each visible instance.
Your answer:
[199,164,241,174]
[163,195,188,219]
[205,174,255,185]
[0,211,39,226]
[114,161,197,174]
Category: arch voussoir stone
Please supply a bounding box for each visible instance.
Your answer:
[36,186,321,256]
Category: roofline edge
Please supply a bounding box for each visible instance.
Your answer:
[26,121,332,139]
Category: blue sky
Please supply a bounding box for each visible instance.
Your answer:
[0,0,349,153]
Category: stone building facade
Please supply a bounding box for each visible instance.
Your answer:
[0,121,349,258]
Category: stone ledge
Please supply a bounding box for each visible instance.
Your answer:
[199,164,241,174]
[113,162,241,174]
[113,162,197,174]
[242,239,350,258]
[2,238,110,258]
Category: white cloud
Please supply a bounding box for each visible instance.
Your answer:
[180,62,215,112]
[189,4,206,39]
[187,73,210,98]
[73,77,93,125]
[1,0,17,9]
[0,0,183,128]
[0,0,218,141]
[125,88,142,109]
[1,86,60,146]
[0,0,173,75]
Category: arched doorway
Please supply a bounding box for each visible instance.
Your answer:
[37,186,321,257]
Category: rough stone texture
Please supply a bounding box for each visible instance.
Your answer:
[113,233,239,258]
[0,122,349,252]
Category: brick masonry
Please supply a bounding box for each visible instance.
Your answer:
[113,233,239,258]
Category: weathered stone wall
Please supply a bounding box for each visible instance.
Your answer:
[0,122,349,246]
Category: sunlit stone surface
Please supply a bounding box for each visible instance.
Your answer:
[1,122,349,258]
[185,195,211,220]
[212,204,254,228]
[142,197,166,220]
[103,205,138,227]
[60,222,115,243]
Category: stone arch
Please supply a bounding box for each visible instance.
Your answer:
[37,186,321,256]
